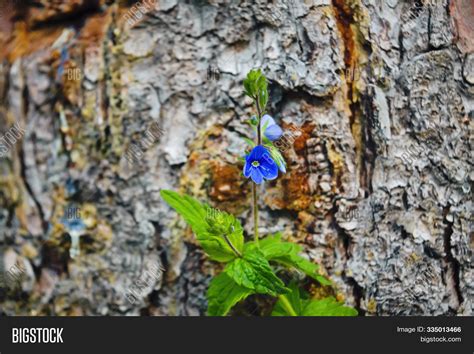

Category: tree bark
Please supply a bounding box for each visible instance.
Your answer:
[0,0,472,316]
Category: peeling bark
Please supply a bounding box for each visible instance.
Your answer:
[0,0,472,316]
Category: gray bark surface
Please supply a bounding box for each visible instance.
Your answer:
[0,0,472,315]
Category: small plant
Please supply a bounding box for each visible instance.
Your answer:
[161,69,357,316]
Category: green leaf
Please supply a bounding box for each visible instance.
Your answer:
[160,190,208,235]
[256,72,268,109]
[257,233,331,286]
[160,190,244,262]
[271,283,303,316]
[205,209,244,254]
[302,297,358,316]
[272,284,358,316]
[314,275,332,286]
[199,211,244,262]
[224,246,289,296]
[258,233,298,258]
[197,234,239,262]
[243,77,255,98]
[255,72,267,91]
[258,86,268,110]
[207,273,254,316]
[292,256,331,286]
[243,69,266,99]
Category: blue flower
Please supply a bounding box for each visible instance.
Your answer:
[243,145,278,184]
[262,115,283,141]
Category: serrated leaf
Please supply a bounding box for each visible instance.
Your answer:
[207,272,254,316]
[243,77,256,98]
[256,233,331,286]
[272,284,357,316]
[198,234,239,262]
[206,211,244,251]
[243,69,266,99]
[258,233,298,258]
[160,190,208,235]
[243,79,253,98]
[160,190,243,262]
[224,247,288,296]
[199,211,244,262]
[302,297,358,316]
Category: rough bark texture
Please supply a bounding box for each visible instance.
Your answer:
[0,0,472,316]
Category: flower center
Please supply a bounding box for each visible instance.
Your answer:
[251,161,260,167]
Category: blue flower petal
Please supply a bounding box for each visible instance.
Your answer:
[264,124,283,141]
[243,161,253,177]
[248,145,267,161]
[261,114,276,129]
[250,168,264,184]
[259,154,278,180]
[244,145,280,183]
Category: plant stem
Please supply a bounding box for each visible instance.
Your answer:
[252,183,259,245]
[256,98,262,145]
[278,294,298,316]
[253,96,262,246]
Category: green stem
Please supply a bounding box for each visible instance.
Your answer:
[256,98,262,145]
[252,96,262,246]
[252,183,259,245]
[278,294,298,316]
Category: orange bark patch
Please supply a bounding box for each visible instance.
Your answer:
[79,10,111,47]
[292,121,316,154]
[27,1,101,27]
[332,0,356,79]
[281,171,312,210]
[3,22,63,62]
[208,162,245,203]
